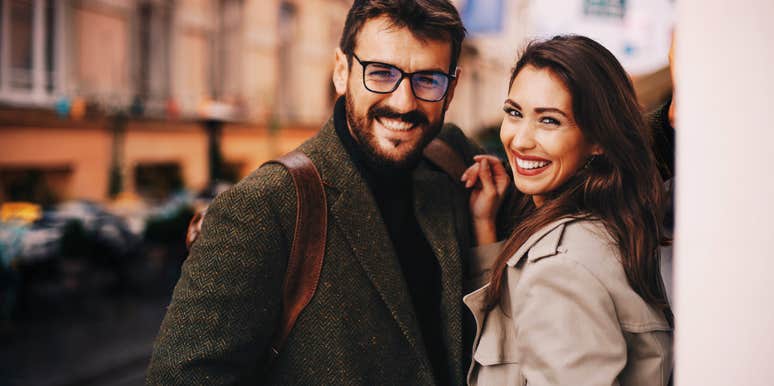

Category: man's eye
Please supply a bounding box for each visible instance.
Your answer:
[503,106,522,118]
[414,75,441,88]
[367,70,396,79]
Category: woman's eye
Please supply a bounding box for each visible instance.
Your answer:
[503,106,522,118]
[540,117,560,125]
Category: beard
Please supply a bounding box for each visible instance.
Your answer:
[345,90,445,169]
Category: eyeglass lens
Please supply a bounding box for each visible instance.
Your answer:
[363,62,449,102]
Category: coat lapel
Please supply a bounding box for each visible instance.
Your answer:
[505,217,576,267]
[301,120,431,373]
[413,165,465,384]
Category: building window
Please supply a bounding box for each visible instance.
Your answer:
[9,0,33,89]
[276,1,298,122]
[0,0,62,104]
[44,0,54,92]
[134,162,184,201]
[138,2,152,101]
[0,166,71,206]
[212,0,243,102]
[136,1,172,114]
[583,0,626,18]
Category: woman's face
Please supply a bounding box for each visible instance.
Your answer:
[500,65,602,207]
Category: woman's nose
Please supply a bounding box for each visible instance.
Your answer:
[510,123,536,151]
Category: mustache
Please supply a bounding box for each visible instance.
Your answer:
[368,105,429,126]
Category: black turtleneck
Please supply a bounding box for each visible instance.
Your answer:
[333,97,449,385]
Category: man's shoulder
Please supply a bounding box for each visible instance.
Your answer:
[437,122,474,149]
[436,122,485,163]
[213,162,296,214]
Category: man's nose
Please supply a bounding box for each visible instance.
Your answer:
[386,77,418,113]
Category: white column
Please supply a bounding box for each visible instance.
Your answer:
[675,1,774,385]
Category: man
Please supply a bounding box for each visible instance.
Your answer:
[147,1,484,384]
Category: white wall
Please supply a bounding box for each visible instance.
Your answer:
[675,0,774,385]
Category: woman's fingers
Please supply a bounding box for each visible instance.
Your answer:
[479,158,495,193]
[473,155,510,196]
[465,155,513,192]
[473,154,502,164]
[462,163,480,188]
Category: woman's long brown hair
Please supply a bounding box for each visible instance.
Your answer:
[486,35,672,323]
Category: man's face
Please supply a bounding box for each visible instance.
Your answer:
[333,16,459,168]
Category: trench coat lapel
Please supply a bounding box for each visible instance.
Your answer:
[413,165,464,384]
[303,120,431,374]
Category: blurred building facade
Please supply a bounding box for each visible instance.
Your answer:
[0,0,671,205]
[0,0,351,203]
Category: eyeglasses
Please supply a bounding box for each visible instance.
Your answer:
[352,53,455,102]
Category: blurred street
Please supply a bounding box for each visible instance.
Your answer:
[1,294,168,386]
[0,197,191,386]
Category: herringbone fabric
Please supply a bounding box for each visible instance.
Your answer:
[146,118,483,385]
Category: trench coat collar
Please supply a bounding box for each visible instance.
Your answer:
[297,117,463,380]
[505,217,578,267]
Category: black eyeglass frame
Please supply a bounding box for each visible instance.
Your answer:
[352,53,456,102]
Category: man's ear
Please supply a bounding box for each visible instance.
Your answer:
[332,48,349,96]
[443,66,462,111]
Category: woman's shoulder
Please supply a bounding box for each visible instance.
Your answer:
[522,218,670,331]
[558,219,620,272]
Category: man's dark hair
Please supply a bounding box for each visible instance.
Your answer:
[339,0,466,74]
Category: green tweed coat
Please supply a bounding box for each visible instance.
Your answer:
[146,118,484,385]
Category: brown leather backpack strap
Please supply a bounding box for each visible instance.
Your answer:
[423,138,468,181]
[263,150,327,358]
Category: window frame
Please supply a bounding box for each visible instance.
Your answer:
[0,0,65,106]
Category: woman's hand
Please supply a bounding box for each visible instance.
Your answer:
[461,155,511,245]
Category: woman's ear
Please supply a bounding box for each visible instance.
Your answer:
[332,48,349,96]
[591,144,604,156]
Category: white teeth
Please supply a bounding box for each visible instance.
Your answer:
[379,118,414,131]
[516,157,550,170]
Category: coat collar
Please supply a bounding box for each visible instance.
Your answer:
[298,118,464,381]
[300,119,424,354]
[506,217,577,267]
[413,163,465,381]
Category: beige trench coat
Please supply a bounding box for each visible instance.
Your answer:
[464,218,673,386]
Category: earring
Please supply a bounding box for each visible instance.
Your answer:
[583,155,597,170]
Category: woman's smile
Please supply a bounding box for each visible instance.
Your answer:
[513,153,552,176]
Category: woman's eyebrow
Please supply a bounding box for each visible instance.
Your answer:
[534,107,568,117]
[504,99,568,118]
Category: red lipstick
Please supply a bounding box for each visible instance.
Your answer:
[512,152,551,176]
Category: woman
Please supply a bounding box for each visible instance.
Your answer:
[461,35,673,386]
